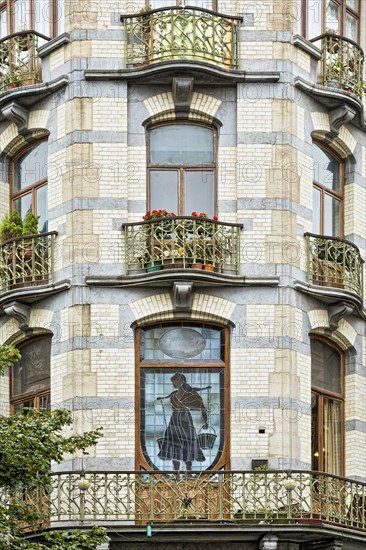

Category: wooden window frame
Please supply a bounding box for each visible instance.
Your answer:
[1,0,60,38]
[135,322,230,471]
[312,141,344,237]
[145,0,218,11]
[147,122,217,216]
[302,0,361,42]
[311,337,345,476]
[10,140,48,219]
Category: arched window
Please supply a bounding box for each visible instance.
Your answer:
[0,0,63,38]
[312,143,343,237]
[148,124,216,217]
[311,338,344,475]
[10,335,51,413]
[136,323,229,471]
[11,140,48,232]
[303,0,360,42]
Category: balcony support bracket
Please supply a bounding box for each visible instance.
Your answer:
[1,101,29,135]
[328,104,356,138]
[3,300,30,329]
[328,300,354,330]
[172,77,194,112]
[172,282,193,312]
[259,534,278,550]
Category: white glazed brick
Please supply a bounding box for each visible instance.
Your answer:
[29,308,54,330]
[308,309,329,330]
[0,123,18,151]
[344,184,366,238]
[28,110,49,130]
[0,318,20,344]
[311,111,330,132]
[237,144,271,198]
[218,147,237,202]
[238,99,272,133]
[127,147,146,204]
[274,305,302,341]
[297,49,311,72]
[192,294,236,322]
[231,348,275,396]
[49,47,65,71]
[338,126,357,154]
[297,105,305,142]
[51,352,68,406]
[93,143,128,199]
[337,319,357,347]
[92,348,135,397]
[144,93,175,116]
[297,352,311,405]
[240,42,273,59]
[130,293,173,320]
[48,149,66,210]
[298,150,313,209]
[93,100,128,132]
[190,93,221,117]
[345,374,366,421]
[57,103,66,140]
[90,305,120,338]
[91,41,124,58]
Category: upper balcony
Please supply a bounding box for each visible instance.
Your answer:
[122,216,243,277]
[0,31,49,93]
[305,233,364,298]
[0,232,57,294]
[310,32,365,99]
[121,6,241,71]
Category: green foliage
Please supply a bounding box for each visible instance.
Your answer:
[0,343,21,376]
[0,211,23,241]
[0,344,107,549]
[22,213,40,236]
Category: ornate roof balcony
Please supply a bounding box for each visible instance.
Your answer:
[0,31,49,93]
[121,7,241,70]
[18,469,366,541]
[0,232,57,293]
[310,33,365,99]
[305,232,364,298]
[121,216,243,277]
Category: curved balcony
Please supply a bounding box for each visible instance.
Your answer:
[122,216,243,275]
[0,31,50,93]
[18,470,366,535]
[121,7,241,70]
[0,232,57,293]
[305,233,364,297]
[310,33,365,98]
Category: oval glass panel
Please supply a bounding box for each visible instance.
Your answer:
[159,328,206,358]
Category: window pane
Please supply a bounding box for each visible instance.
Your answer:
[346,13,357,40]
[325,0,339,32]
[14,0,29,31]
[57,0,64,34]
[324,194,340,236]
[0,9,7,38]
[311,393,319,471]
[150,125,214,164]
[14,193,32,219]
[185,171,214,217]
[307,0,322,39]
[35,0,49,36]
[150,170,178,213]
[323,398,342,475]
[14,142,48,191]
[312,144,340,192]
[13,337,51,397]
[311,340,341,394]
[36,185,48,232]
[313,187,321,233]
[346,0,357,9]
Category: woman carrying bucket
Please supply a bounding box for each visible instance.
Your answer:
[157,373,210,472]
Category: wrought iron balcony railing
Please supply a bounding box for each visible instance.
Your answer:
[0,31,50,93]
[122,217,243,275]
[311,33,365,98]
[121,7,241,69]
[0,232,57,292]
[305,233,364,296]
[9,470,366,530]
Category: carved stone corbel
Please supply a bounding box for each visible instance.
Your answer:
[1,102,29,134]
[172,282,193,311]
[328,104,356,137]
[3,301,31,329]
[328,301,353,330]
[172,77,194,112]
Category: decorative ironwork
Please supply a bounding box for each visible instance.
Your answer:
[121,7,241,69]
[0,232,57,292]
[121,217,243,275]
[10,470,366,530]
[305,233,364,296]
[311,33,365,98]
[0,31,49,92]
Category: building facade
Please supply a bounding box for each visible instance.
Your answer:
[0,0,366,548]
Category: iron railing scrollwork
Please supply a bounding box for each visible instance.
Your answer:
[0,31,50,92]
[6,470,366,530]
[121,7,241,69]
[305,233,364,297]
[311,33,365,98]
[0,232,57,292]
[121,217,243,275]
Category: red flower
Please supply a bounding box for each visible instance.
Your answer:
[199,212,207,218]
[191,211,198,217]
[213,215,219,221]
[171,212,176,217]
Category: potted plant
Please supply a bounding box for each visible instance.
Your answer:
[22,212,39,236]
[4,72,22,90]
[0,210,23,242]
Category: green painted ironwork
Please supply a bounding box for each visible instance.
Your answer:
[311,33,365,98]
[122,217,243,274]
[121,7,241,69]
[0,232,57,292]
[10,470,366,529]
[305,232,364,297]
[0,31,49,93]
